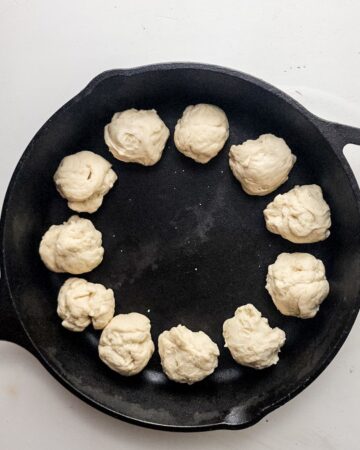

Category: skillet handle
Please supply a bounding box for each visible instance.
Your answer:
[317,119,360,151]
[0,278,35,354]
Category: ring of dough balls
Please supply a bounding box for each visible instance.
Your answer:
[229,134,296,195]
[54,151,117,213]
[104,109,170,166]
[264,184,331,243]
[174,104,229,163]
[223,304,286,369]
[39,215,104,274]
[158,324,219,384]
[57,278,115,331]
[266,253,329,319]
[98,313,155,376]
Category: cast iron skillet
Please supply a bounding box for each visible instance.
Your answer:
[1,63,360,432]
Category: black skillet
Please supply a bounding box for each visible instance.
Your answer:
[1,63,360,431]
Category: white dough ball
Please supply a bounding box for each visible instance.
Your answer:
[264,184,331,243]
[54,151,117,213]
[98,313,155,376]
[57,278,115,332]
[158,325,219,384]
[39,215,104,274]
[266,253,329,319]
[223,304,286,370]
[104,109,169,166]
[229,134,296,195]
[174,103,229,163]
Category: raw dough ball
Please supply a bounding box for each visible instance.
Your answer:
[158,325,219,384]
[57,278,115,331]
[39,215,104,274]
[263,184,331,243]
[104,109,170,166]
[266,253,329,319]
[229,134,296,195]
[54,151,117,213]
[223,304,286,369]
[99,313,155,376]
[174,104,229,163]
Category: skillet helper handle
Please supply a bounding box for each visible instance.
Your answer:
[0,278,35,353]
[318,119,360,151]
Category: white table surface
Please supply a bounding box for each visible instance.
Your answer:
[1,1,360,449]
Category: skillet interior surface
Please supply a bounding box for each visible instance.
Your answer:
[2,65,360,430]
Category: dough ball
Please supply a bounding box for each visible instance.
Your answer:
[266,253,329,319]
[263,184,331,243]
[54,151,117,213]
[99,313,155,376]
[223,304,286,369]
[39,215,104,274]
[104,109,170,166]
[158,325,219,384]
[174,103,229,163]
[229,134,296,195]
[57,278,115,331]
